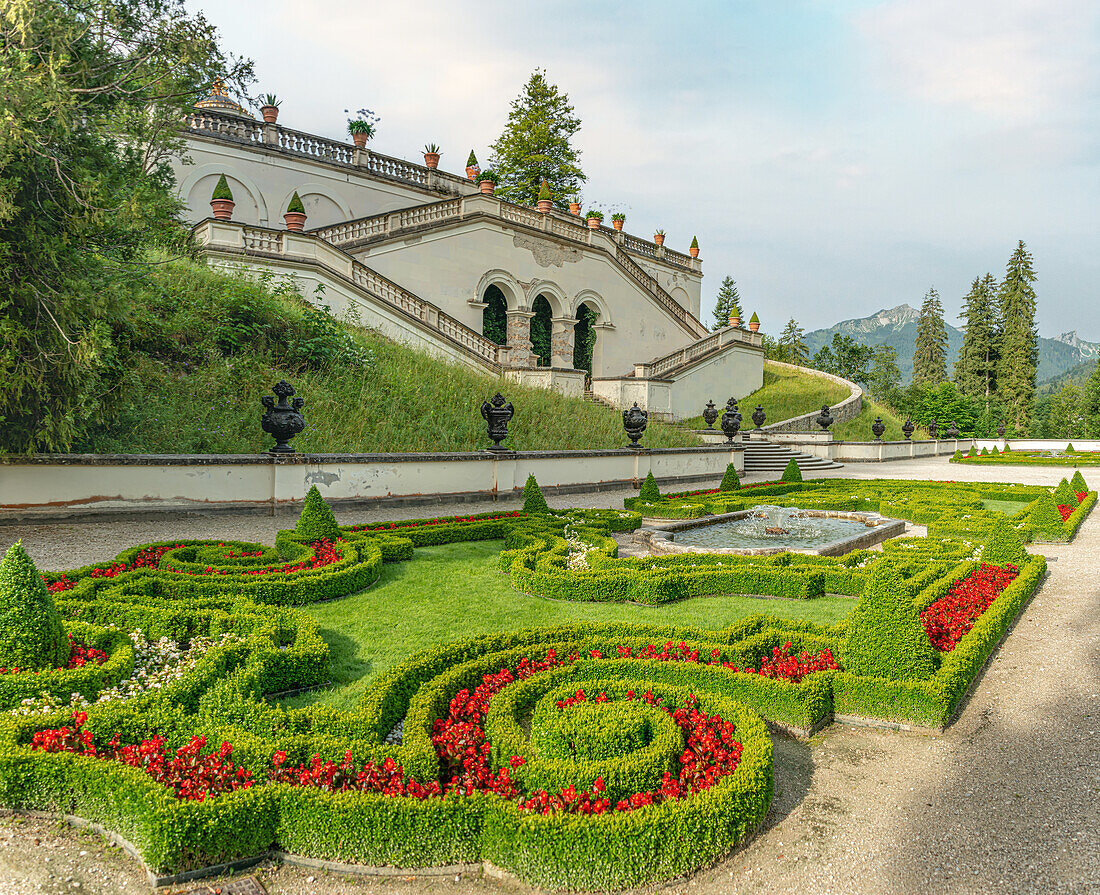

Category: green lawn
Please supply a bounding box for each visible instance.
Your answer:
[982,499,1030,514]
[286,540,856,712]
[830,395,928,442]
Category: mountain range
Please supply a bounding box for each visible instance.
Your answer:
[804,304,1100,385]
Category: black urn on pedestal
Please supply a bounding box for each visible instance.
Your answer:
[480,393,515,451]
[871,417,886,441]
[261,380,305,454]
[997,422,1006,438]
[815,405,834,431]
[623,402,648,449]
[751,405,766,430]
[702,400,719,430]
[927,419,939,439]
[720,398,742,444]
[945,421,960,438]
[902,418,915,440]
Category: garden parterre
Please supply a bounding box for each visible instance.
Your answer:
[0,477,1085,889]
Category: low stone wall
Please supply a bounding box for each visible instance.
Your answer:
[761,362,863,434]
[0,446,745,521]
[777,438,973,462]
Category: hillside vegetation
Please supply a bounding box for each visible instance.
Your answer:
[67,257,700,454]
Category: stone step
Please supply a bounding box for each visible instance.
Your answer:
[742,440,843,474]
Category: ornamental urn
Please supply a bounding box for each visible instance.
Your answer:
[902,418,915,440]
[927,419,939,439]
[751,405,766,430]
[815,405,834,431]
[720,398,742,444]
[623,403,648,448]
[945,422,960,438]
[997,422,1006,438]
[261,380,305,453]
[702,400,719,430]
[480,393,514,450]
[871,417,886,441]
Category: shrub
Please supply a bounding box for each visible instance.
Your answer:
[749,312,759,325]
[0,542,68,671]
[585,210,604,221]
[522,475,549,514]
[967,444,978,456]
[980,447,989,455]
[982,518,1026,568]
[1028,494,1066,541]
[1053,478,1076,506]
[843,567,937,681]
[952,450,963,461]
[1071,470,1088,493]
[1066,443,1076,453]
[1002,443,1011,452]
[211,174,233,202]
[294,487,340,540]
[690,236,699,250]
[719,464,740,492]
[467,150,478,167]
[991,446,999,455]
[639,472,661,501]
[478,169,498,184]
[537,180,552,201]
[781,459,802,483]
[286,192,305,215]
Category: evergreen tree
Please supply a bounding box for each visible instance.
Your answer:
[1083,360,1100,437]
[1046,385,1085,438]
[777,318,808,364]
[955,274,999,402]
[711,276,743,330]
[489,70,584,209]
[865,345,902,400]
[997,241,1039,433]
[912,288,948,386]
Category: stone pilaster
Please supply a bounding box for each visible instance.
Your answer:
[550,316,577,369]
[506,309,535,368]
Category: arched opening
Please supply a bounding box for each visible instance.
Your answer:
[573,302,599,380]
[530,294,553,367]
[482,285,507,345]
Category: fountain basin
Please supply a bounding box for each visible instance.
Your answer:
[636,506,906,557]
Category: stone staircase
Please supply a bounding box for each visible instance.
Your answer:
[583,390,617,410]
[742,439,843,477]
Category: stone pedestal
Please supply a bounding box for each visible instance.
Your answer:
[506,309,535,368]
[550,316,577,369]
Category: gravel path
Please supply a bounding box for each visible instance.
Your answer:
[0,456,1096,893]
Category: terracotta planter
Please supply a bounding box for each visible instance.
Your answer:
[209,198,235,221]
[568,202,581,216]
[730,316,740,328]
[537,199,553,213]
[260,105,279,124]
[654,234,665,246]
[748,320,760,333]
[587,217,601,230]
[283,211,307,232]
[690,246,700,258]
[612,219,624,231]
[424,152,440,169]
[479,180,495,194]
[352,132,368,149]
[466,165,480,181]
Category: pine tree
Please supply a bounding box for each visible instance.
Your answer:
[711,276,743,330]
[997,241,1039,433]
[777,318,808,364]
[955,274,999,402]
[913,288,948,386]
[489,70,584,209]
[1083,360,1100,437]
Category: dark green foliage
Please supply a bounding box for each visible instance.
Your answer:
[1053,478,1075,506]
[285,191,304,214]
[812,333,874,385]
[843,567,937,680]
[913,288,948,386]
[690,235,699,250]
[980,447,989,455]
[749,312,760,325]
[522,474,549,514]
[991,446,999,455]
[572,302,599,374]
[481,285,508,346]
[466,150,478,167]
[982,518,1026,568]
[952,450,963,461]
[1028,494,1066,540]
[639,471,661,501]
[711,276,743,331]
[955,274,999,401]
[0,542,68,671]
[781,459,802,482]
[1066,443,1076,453]
[719,464,741,492]
[294,486,340,540]
[529,295,552,367]
[777,318,808,365]
[997,241,1038,433]
[536,179,552,201]
[1071,470,1088,493]
[211,174,233,201]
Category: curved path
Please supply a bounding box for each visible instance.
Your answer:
[0,457,1096,894]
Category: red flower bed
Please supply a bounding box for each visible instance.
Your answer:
[727,642,840,683]
[0,635,108,676]
[348,511,524,533]
[920,564,1018,652]
[1058,504,1074,522]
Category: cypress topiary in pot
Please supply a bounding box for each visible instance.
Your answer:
[284,191,307,232]
[210,174,235,220]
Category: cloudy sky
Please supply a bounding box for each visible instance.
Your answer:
[188,0,1099,337]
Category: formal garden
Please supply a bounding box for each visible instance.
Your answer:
[0,468,1091,890]
[953,444,1100,467]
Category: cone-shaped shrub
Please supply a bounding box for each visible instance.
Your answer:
[522,474,549,514]
[843,566,937,680]
[1003,443,1011,452]
[780,458,802,482]
[1070,470,1088,493]
[639,471,661,501]
[991,446,1000,455]
[1028,494,1066,540]
[980,447,989,455]
[0,542,68,671]
[286,191,305,214]
[294,486,340,540]
[1066,443,1076,453]
[982,517,1027,568]
[1053,478,1076,506]
[211,173,233,201]
[967,444,978,456]
[719,464,740,492]
[952,450,963,461]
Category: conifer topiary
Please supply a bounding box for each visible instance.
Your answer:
[286,191,305,214]
[1053,478,1076,506]
[639,471,661,501]
[967,444,978,456]
[843,566,937,680]
[1066,443,1076,453]
[719,464,740,492]
[952,449,963,461]
[294,486,340,540]
[982,517,1027,568]
[1070,470,1088,494]
[522,474,549,514]
[991,445,999,455]
[1028,493,1066,540]
[211,173,233,201]
[780,458,802,482]
[0,542,68,671]
[1002,443,1011,452]
[980,447,989,455]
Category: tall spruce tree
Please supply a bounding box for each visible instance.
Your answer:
[955,273,999,401]
[1083,360,1100,437]
[489,70,584,209]
[778,318,808,364]
[997,241,1038,433]
[711,276,743,330]
[912,288,948,386]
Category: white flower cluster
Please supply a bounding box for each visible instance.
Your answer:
[563,523,594,570]
[11,630,241,716]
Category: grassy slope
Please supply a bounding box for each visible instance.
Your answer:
[285,540,855,712]
[830,396,928,441]
[76,257,699,453]
[682,361,850,429]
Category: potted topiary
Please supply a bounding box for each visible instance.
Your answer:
[536,180,553,213]
[654,228,665,246]
[259,93,281,124]
[748,311,760,332]
[611,212,626,231]
[568,195,581,215]
[284,191,307,231]
[210,174,234,220]
[423,143,441,169]
[466,150,480,180]
[478,169,498,194]
[585,209,604,229]
[690,235,699,258]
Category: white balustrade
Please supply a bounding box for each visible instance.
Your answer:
[241,227,283,254]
